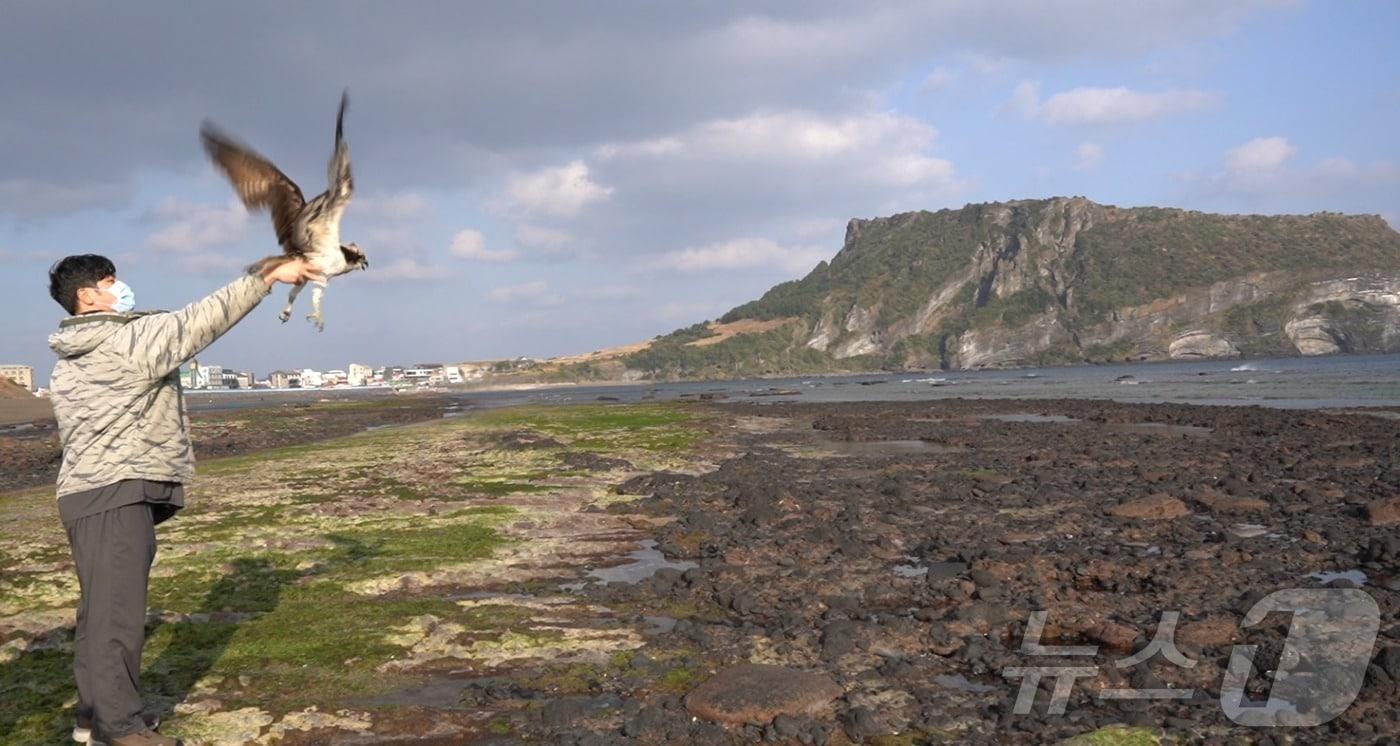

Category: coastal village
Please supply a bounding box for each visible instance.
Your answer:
[0,358,547,396]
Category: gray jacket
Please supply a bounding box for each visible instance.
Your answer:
[48,275,272,497]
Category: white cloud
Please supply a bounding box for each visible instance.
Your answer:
[1313,157,1399,186]
[656,300,732,322]
[1316,157,1358,178]
[1006,81,1042,118]
[493,161,613,218]
[965,53,1013,77]
[1074,142,1105,171]
[166,253,246,275]
[144,198,250,253]
[362,226,420,254]
[483,280,637,309]
[513,223,578,253]
[0,178,130,220]
[650,237,829,274]
[364,257,449,281]
[1224,136,1296,174]
[921,67,959,92]
[785,216,848,241]
[354,192,433,220]
[573,285,641,302]
[449,229,519,263]
[1011,82,1218,124]
[1173,139,1400,215]
[487,279,551,303]
[597,110,962,194]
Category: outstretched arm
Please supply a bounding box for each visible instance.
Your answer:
[127,259,321,380]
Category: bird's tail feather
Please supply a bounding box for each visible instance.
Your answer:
[246,255,294,276]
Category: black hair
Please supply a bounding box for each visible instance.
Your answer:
[48,254,116,315]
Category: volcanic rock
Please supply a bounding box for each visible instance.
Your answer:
[684,664,843,725]
[1365,497,1400,526]
[1106,493,1191,520]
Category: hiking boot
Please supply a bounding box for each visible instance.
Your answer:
[92,729,182,746]
[73,713,161,744]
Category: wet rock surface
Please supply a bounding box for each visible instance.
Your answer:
[683,664,843,725]
[0,394,459,493]
[547,398,1400,744]
[4,397,1399,743]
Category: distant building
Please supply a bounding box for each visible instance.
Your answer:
[443,366,463,384]
[268,370,301,389]
[457,363,491,382]
[0,364,35,391]
[324,369,347,386]
[407,363,441,385]
[230,371,252,389]
[188,361,223,390]
[348,363,373,387]
[300,368,324,388]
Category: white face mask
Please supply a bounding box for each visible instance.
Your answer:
[95,280,135,313]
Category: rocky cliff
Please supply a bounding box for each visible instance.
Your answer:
[621,198,1400,377]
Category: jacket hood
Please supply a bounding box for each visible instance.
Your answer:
[49,313,133,358]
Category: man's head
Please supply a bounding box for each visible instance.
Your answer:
[49,254,119,315]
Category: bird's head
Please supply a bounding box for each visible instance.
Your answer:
[341,243,369,271]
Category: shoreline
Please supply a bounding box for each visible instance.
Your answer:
[0,394,458,494]
[0,397,1396,742]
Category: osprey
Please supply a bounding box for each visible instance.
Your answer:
[200,91,367,331]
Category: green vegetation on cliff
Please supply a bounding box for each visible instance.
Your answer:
[627,198,1400,377]
[624,322,863,379]
[1070,209,1398,322]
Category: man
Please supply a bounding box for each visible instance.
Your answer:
[47,254,319,746]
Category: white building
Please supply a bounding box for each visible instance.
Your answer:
[348,363,373,387]
[300,368,324,388]
[189,362,222,390]
[0,364,35,391]
[443,366,463,384]
[268,370,301,389]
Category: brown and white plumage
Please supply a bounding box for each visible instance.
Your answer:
[200,90,367,331]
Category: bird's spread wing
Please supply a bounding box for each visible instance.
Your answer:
[200,123,307,252]
[325,90,353,208]
[293,91,355,263]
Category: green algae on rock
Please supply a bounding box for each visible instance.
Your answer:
[0,401,715,744]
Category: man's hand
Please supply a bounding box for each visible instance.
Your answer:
[262,258,324,287]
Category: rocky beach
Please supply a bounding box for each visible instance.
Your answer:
[2,397,1397,744]
[0,393,461,494]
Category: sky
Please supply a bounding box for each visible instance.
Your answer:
[3,1,1398,383]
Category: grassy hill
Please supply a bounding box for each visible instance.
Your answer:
[618,197,1400,377]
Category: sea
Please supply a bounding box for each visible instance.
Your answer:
[449,352,1400,412]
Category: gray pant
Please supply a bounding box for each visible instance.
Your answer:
[65,503,157,738]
